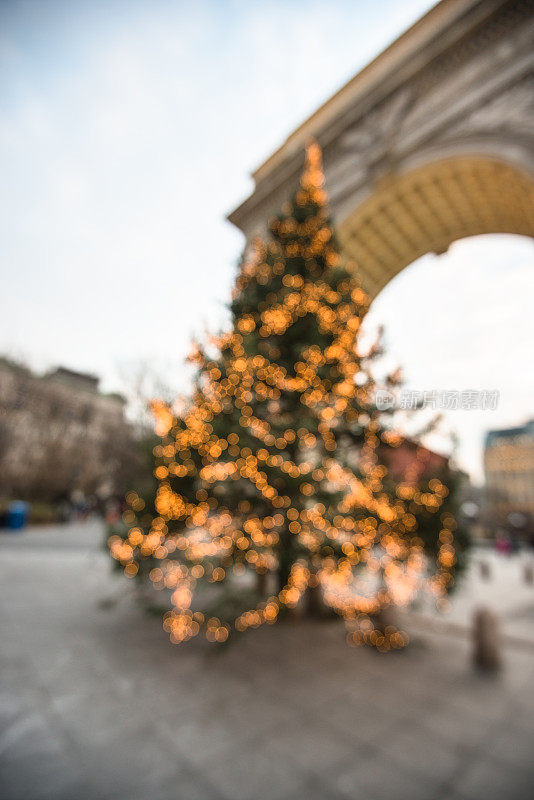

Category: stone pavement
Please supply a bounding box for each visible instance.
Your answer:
[1,522,533,800]
[415,544,534,645]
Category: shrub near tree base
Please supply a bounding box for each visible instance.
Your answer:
[109,143,467,651]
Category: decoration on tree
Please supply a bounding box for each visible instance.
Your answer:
[109,142,464,652]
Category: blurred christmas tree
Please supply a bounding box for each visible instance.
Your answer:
[109,143,467,650]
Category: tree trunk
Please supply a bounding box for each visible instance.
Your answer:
[256,570,267,596]
[371,564,395,632]
[304,580,324,618]
[277,529,293,593]
[371,603,397,634]
[277,565,290,594]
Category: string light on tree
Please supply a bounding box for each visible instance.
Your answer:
[109,142,466,651]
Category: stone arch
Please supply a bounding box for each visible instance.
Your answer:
[337,155,534,299]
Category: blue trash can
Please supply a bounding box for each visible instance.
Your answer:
[6,501,29,531]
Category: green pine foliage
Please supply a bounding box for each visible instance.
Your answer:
[109,143,469,648]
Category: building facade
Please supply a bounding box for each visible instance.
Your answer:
[380,437,450,484]
[0,359,129,503]
[484,419,534,535]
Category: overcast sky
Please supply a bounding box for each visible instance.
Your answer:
[1,0,533,484]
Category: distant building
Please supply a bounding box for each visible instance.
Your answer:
[0,358,129,503]
[379,437,450,484]
[484,419,534,537]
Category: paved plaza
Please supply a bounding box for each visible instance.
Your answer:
[1,521,533,800]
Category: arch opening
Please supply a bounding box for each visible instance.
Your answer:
[359,232,534,485]
[338,157,534,298]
